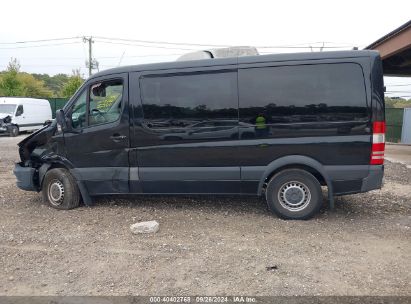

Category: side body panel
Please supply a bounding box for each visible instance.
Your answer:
[129,65,242,194]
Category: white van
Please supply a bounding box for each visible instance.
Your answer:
[0,97,52,136]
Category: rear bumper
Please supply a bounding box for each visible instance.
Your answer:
[13,163,37,191]
[326,165,384,195]
[360,165,384,192]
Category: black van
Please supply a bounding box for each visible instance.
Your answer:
[14,50,385,220]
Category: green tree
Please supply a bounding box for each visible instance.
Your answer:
[0,58,24,96]
[60,69,84,98]
[18,73,52,98]
[385,97,411,108]
[32,73,70,97]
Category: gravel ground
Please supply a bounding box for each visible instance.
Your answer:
[0,135,410,296]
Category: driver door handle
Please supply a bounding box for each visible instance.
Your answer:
[110,134,127,141]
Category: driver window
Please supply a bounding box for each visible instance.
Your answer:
[89,80,123,126]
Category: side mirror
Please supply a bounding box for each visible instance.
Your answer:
[56,109,82,134]
[56,109,68,131]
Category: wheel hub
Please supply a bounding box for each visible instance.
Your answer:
[278,181,311,211]
[48,180,65,206]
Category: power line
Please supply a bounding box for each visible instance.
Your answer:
[0,53,185,60]
[0,35,361,49]
[0,37,81,45]
[0,36,358,52]
[0,64,83,68]
[0,35,361,53]
[101,53,184,59]
[95,39,354,52]
[94,40,199,51]
[95,36,359,49]
[0,41,82,50]
[95,36,231,48]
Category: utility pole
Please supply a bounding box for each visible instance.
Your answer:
[83,36,97,76]
[88,37,92,76]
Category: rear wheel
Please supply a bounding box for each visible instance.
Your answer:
[42,168,80,210]
[9,125,19,137]
[265,169,322,220]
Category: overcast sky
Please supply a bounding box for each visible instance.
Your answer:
[1,0,410,97]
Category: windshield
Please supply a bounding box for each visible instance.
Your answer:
[0,104,16,114]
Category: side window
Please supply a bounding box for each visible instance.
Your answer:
[140,71,238,130]
[71,90,87,129]
[239,63,368,124]
[89,80,123,126]
[70,79,123,129]
[15,105,24,116]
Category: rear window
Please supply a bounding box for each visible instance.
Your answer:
[239,63,368,124]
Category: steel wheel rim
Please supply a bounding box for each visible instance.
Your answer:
[48,179,65,206]
[277,181,311,212]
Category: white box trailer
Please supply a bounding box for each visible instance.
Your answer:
[0,97,52,136]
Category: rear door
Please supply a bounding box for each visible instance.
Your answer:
[63,73,130,195]
[129,68,241,194]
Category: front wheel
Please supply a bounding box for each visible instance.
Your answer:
[265,169,322,220]
[9,125,19,137]
[42,168,81,210]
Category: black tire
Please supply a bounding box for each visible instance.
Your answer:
[42,168,81,210]
[265,169,322,220]
[9,125,19,137]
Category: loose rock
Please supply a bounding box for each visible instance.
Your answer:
[130,220,159,234]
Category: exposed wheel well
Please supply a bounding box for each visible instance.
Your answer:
[39,163,69,187]
[262,164,327,192]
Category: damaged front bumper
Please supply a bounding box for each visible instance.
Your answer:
[0,115,12,133]
[13,121,60,193]
[13,163,37,191]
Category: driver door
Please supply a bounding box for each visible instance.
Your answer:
[63,73,130,195]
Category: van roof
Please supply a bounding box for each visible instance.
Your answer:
[92,50,378,79]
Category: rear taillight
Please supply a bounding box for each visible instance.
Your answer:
[370,121,385,165]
